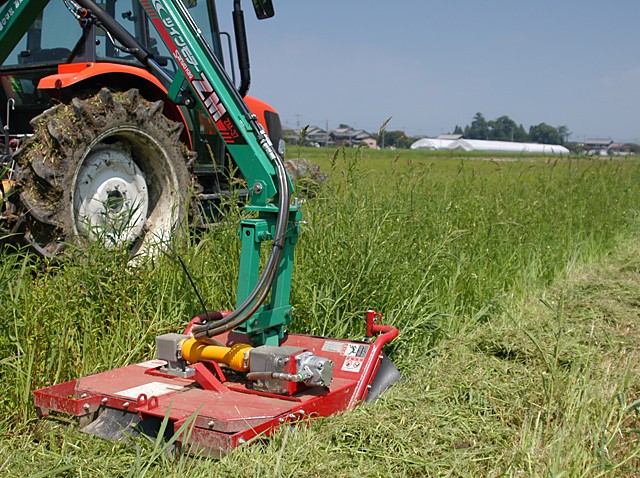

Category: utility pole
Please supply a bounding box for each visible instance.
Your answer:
[325,119,329,147]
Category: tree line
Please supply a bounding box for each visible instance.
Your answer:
[452,113,570,145]
[376,113,571,149]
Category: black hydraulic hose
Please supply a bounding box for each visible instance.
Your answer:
[191,239,282,337]
[97,0,289,339]
[233,0,251,97]
[196,226,282,335]
[191,155,290,337]
[191,138,290,338]
[167,0,291,338]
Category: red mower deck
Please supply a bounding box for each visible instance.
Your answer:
[34,312,398,455]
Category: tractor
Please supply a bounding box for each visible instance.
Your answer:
[0,0,283,256]
[1,0,401,455]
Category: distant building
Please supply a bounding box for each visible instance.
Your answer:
[286,125,378,148]
[331,127,377,148]
[302,126,330,147]
[584,138,613,148]
[286,126,330,147]
[359,136,378,149]
[437,134,464,140]
[584,138,613,156]
[448,139,569,155]
[608,143,635,156]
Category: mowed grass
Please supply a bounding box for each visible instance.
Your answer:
[2,148,640,476]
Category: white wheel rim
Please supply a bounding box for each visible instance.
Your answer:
[74,144,149,246]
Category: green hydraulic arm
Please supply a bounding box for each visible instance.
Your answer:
[3,0,299,346]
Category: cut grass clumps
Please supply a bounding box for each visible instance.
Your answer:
[2,148,640,475]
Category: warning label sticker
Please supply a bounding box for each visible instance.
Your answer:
[322,341,370,373]
[322,341,370,358]
[115,381,184,400]
[321,341,344,353]
[343,343,369,358]
[135,359,167,368]
[341,356,365,373]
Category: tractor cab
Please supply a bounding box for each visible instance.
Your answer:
[1,0,283,230]
[1,0,235,137]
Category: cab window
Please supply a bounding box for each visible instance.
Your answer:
[2,3,80,66]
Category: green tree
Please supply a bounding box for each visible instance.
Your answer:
[557,125,571,144]
[379,130,407,149]
[529,123,563,145]
[456,114,566,145]
[514,123,529,142]
[488,115,519,141]
[464,112,489,140]
[397,135,415,149]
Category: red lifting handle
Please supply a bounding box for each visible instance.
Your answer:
[366,309,399,341]
[349,310,399,407]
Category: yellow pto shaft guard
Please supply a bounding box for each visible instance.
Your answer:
[181,338,252,372]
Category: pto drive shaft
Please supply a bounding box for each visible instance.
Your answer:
[156,334,334,395]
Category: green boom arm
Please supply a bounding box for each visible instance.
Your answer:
[124,0,299,346]
[137,0,284,202]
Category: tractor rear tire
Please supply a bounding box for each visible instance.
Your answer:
[14,88,192,258]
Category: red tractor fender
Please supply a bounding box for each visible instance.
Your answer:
[37,62,278,148]
[37,62,193,146]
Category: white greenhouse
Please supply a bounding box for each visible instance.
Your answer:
[409,138,455,150]
[410,138,569,155]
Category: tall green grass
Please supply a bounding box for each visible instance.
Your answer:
[290,151,640,365]
[1,148,640,475]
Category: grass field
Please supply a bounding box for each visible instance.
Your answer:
[2,147,640,476]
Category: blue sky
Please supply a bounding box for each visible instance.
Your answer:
[229,1,640,142]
